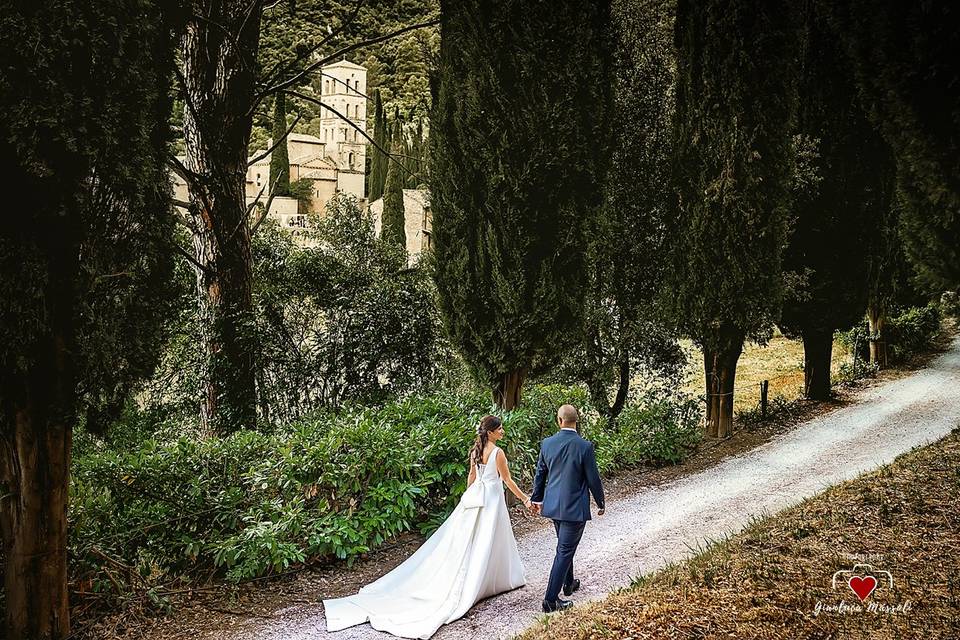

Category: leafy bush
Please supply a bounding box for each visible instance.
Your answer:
[836,302,941,364]
[140,195,454,428]
[835,358,880,385]
[70,383,701,597]
[884,302,941,360]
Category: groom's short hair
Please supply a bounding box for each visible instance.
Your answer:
[557,404,579,425]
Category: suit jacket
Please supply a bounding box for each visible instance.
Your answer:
[530,428,604,521]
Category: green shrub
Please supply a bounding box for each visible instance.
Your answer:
[884,302,941,360]
[835,358,880,385]
[70,384,701,599]
[836,302,941,364]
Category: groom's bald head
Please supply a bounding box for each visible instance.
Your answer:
[557,404,579,426]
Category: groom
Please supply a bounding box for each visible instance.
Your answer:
[529,404,605,612]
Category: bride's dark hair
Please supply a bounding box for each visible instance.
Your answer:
[471,415,502,466]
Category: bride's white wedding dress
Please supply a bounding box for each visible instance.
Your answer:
[323,446,526,639]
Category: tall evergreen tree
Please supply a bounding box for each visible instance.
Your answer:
[574,0,683,422]
[431,0,614,409]
[368,88,388,201]
[269,91,291,197]
[0,2,178,637]
[671,0,801,437]
[406,117,426,189]
[822,0,960,290]
[778,3,897,399]
[381,119,407,251]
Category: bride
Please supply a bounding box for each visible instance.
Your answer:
[323,415,531,639]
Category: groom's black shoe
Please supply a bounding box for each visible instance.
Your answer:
[542,598,574,613]
[563,579,580,596]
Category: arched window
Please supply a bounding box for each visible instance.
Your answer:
[353,129,358,142]
[324,80,329,94]
[348,152,354,166]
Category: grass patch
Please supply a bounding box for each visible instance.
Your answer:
[517,427,960,639]
[678,329,846,414]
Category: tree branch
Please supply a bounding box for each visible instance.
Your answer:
[247,172,284,237]
[258,0,366,90]
[286,89,417,180]
[253,17,440,106]
[172,242,213,277]
[247,110,303,167]
[318,71,372,101]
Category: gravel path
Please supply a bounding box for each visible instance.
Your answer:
[237,336,960,640]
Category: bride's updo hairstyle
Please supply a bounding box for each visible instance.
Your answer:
[471,415,502,466]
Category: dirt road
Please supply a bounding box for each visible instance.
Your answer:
[231,336,960,640]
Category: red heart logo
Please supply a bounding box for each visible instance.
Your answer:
[848,575,878,601]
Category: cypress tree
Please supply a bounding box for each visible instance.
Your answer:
[431,0,614,409]
[822,1,960,290]
[381,119,407,251]
[898,174,960,291]
[368,88,388,201]
[576,0,681,423]
[0,2,178,635]
[671,0,801,437]
[270,91,291,197]
[778,4,897,399]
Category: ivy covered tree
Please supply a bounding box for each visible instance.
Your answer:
[430,0,614,409]
[177,1,266,435]
[0,2,179,637]
[177,2,439,434]
[380,118,407,251]
[778,3,897,399]
[670,0,801,437]
[269,91,292,197]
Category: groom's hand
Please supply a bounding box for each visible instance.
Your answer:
[597,507,605,516]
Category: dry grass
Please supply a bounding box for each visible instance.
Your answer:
[676,330,847,414]
[518,427,960,640]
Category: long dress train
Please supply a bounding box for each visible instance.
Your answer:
[323,446,526,639]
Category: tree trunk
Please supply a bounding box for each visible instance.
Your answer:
[868,304,887,368]
[609,357,630,420]
[493,368,526,411]
[802,328,834,400]
[1,286,75,639]
[703,347,713,425]
[180,2,264,435]
[704,339,743,438]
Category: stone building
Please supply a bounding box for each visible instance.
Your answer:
[369,189,432,266]
[172,60,367,243]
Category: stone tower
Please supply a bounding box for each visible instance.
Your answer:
[319,59,366,199]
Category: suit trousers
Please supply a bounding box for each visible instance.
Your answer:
[545,519,586,602]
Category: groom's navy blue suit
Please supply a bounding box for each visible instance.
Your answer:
[530,427,605,603]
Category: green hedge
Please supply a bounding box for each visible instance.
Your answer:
[69,384,701,597]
